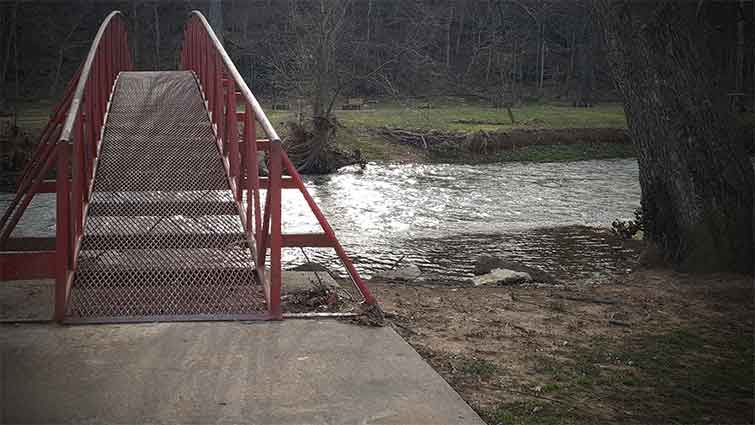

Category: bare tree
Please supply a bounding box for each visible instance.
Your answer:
[153,3,161,69]
[267,0,425,173]
[1,1,19,97]
[131,1,141,66]
[49,14,85,97]
[209,0,223,44]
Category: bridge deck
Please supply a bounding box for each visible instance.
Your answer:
[67,71,265,322]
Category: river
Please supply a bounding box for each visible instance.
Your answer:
[0,158,642,281]
[280,158,641,280]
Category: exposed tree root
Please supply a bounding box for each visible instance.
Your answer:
[283,117,366,174]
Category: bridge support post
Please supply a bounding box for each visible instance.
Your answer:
[55,144,71,323]
[268,141,283,319]
[226,79,240,199]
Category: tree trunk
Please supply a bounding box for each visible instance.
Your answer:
[51,50,66,98]
[538,21,545,91]
[209,0,223,44]
[13,20,19,99]
[565,28,576,97]
[736,1,745,94]
[1,1,18,89]
[512,38,519,104]
[732,0,745,112]
[132,1,140,67]
[0,5,5,102]
[243,3,250,41]
[366,0,372,69]
[485,45,492,84]
[575,26,594,106]
[446,7,454,74]
[455,0,465,58]
[153,3,160,70]
[366,0,372,43]
[596,1,754,273]
[0,7,5,112]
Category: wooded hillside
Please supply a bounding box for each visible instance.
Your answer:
[0,0,751,108]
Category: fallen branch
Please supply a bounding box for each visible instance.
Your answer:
[370,126,467,149]
[451,119,508,126]
[553,294,620,305]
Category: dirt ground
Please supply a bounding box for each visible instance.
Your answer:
[371,265,754,424]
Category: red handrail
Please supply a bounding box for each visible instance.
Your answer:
[52,11,132,321]
[181,11,376,319]
[0,66,80,245]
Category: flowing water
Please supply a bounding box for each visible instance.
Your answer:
[1,158,643,281]
[279,158,641,280]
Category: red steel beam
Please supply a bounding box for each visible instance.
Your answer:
[1,237,56,251]
[226,78,241,200]
[238,138,271,151]
[0,251,56,281]
[254,177,297,189]
[277,233,334,248]
[244,101,263,263]
[268,142,283,319]
[35,179,59,193]
[55,143,71,322]
[281,153,377,305]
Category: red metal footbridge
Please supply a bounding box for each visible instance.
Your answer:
[0,11,377,323]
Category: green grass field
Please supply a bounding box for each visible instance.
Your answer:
[12,100,56,130]
[14,99,628,134]
[265,101,628,132]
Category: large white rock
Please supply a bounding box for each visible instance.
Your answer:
[472,268,532,286]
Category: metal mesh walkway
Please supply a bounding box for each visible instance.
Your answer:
[66,71,266,322]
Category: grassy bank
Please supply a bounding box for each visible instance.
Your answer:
[492,143,635,162]
[475,325,752,425]
[10,100,55,131]
[266,102,628,132]
[374,265,754,425]
[265,102,632,163]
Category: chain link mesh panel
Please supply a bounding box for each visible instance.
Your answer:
[67,71,266,321]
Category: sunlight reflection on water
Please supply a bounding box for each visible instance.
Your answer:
[273,158,641,279]
[0,158,642,280]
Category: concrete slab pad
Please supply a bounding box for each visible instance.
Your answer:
[0,193,56,238]
[281,271,338,294]
[0,320,484,424]
[0,279,53,322]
